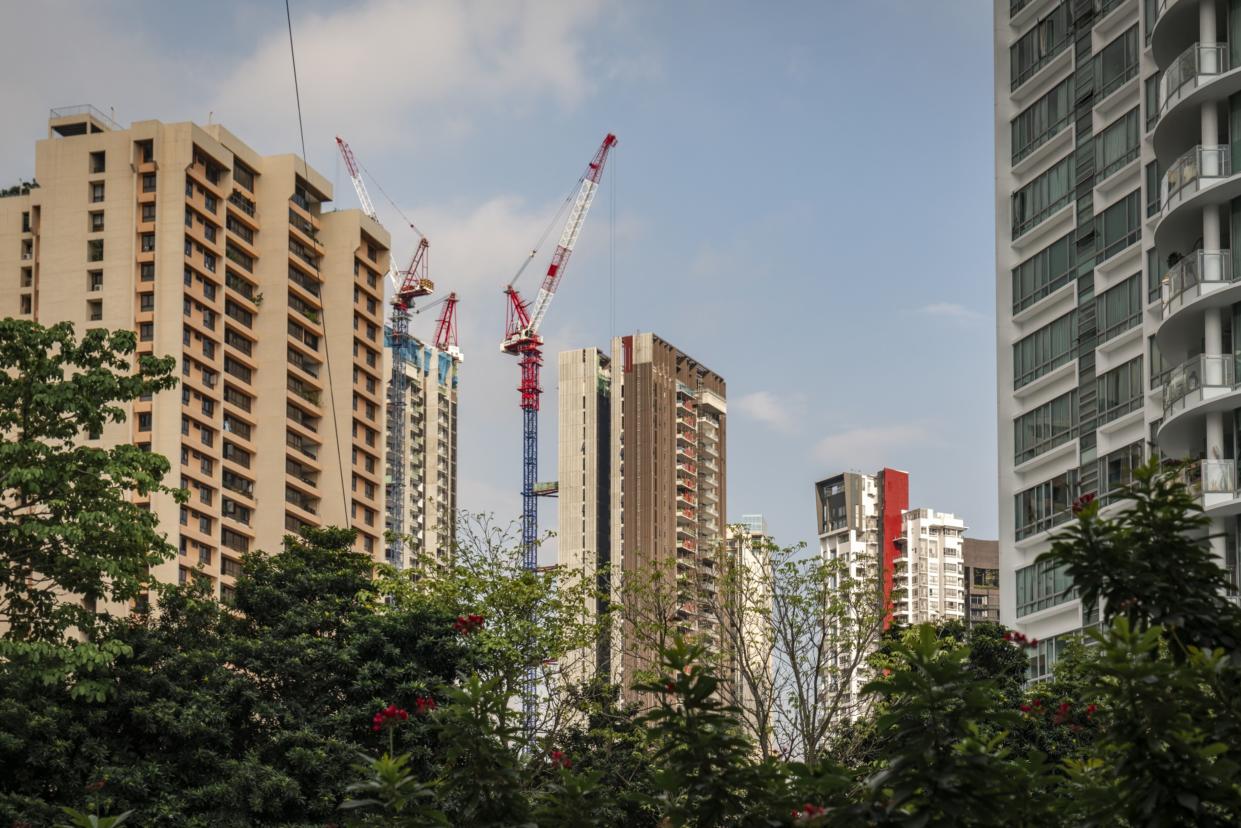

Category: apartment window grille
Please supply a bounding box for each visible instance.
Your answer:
[142,203,156,223]
[90,151,105,174]
[90,182,104,203]
[141,233,155,253]
[142,173,156,193]
[1097,356,1144,424]
[1011,76,1073,164]
[89,211,104,232]
[1014,468,1077,541]
[1012,155,1074,238]
[1095,26,1139,101]
[1013,389,1077,464]
[1096,273,1142,342]
[1095,190,1141,262]
[1013,310,1076,388]
[88,270,103,291]
[1010,3,1071,91]
[139,293,155,312]
[1012,233,1074,313]
[87,239,104,262]
[1096,108,1139,181]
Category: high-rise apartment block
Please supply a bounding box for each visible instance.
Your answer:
[994,1,1241,676]
[0,107,393,600]
[725,514,774,728]
[558,332,727,686]
[383,334,460,571]
[892,508,967,627]
[963,538,1001,626]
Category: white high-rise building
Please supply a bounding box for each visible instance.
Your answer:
[893,509,967,627]
[995,0,1241,679]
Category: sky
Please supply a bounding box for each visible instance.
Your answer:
[0,0,998,555]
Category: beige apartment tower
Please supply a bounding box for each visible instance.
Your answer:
[0,106,391,600]
[558,332,727,688]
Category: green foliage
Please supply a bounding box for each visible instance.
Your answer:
[0,319,180,643]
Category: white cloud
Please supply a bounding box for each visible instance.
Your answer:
[813,424,935,471]
[208,0,605,155]
[736,390,800,433]
[914,302,987,323]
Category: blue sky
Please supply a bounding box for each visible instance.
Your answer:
[0,0,997,552]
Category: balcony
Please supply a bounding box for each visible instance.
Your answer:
[1159,43,1229,121]
[1163,354,1235,421]
[1162,145,1231,215]
[1160,250,1234,322]
[1180,459,1236,497]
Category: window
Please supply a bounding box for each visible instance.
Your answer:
[1149,335,1168,388]
[142,173,156,193]
[205,194,217,213]
[87,299,103,321]
[1010,3,1071,91]
[1012,233,1074,313]
[1095,26,1139,101]
[139,293,155,312]
[90,151,105,174]
[89,211,104,232]
[1014,389,1077,464]
[141,233,155,252]
[87,239,104,262]
[1016,557,1076,616]
[88,270,103,291]
[222,556,244,578]
[1099,441,1144,503]
[1096,273,1142,342]
[1145,160,1161,216]
[199,515,212,534]
[203,252,216,273]
[1144,72,1160,132]
[1095,108,1139,181]
[1095,190,1141,262]
[1011,76,1073,164]
[1015,468,1077,541]
[1012,155,1074,238]
[234,163,255,192]
[1146,247,1164,303]
[90,182,104,203]
[138,412,152,432]
[138,140,153,163]
[142,202,156,223]
[1097,356,1143,424]
[1013,311,1076,388]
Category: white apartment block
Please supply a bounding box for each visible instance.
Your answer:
[893,509,967,627]
[996,0,1241,680]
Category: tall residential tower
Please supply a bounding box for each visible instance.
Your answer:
[995,1,1241,677]
[558,332,727,688]
[0,108,392,600]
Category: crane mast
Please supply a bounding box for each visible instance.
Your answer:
[500,133,616,733]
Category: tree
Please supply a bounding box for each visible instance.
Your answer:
[0,527,467,826]
[378,512,608,743]
[0,320,179,644]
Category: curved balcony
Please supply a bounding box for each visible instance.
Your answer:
[1158,354,1240,452]
[1159,43,1229,120]
[1157,251,1237,350]
[1151,0,1208,67]
[1163,145,1231,215]
[1154,46,1241,163]
[1154,146,1241,252]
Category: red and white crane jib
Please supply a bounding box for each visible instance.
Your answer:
[524,133,617,338]
[335,136,378,222]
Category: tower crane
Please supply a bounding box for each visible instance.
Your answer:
[501,132,616,728]
[336,136,435,566]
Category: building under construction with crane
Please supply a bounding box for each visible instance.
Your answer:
[336,137,462,571]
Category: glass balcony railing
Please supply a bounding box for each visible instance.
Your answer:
[1180,459,1236,496]
[1159,43,1229,118]
[1162,250,1233,318]
[1163,354,1236,419]
[1162,145,1231,212]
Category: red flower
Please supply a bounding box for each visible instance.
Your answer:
[453,614,486,634]
[664,681,676,692]
[792,803,827,821]
[414,695,437,715]
[372,704,411,731]
[1028,637,1039,647]
[1019,704,1031,713]
[1086,704,1097,716]
[550,749,572,769]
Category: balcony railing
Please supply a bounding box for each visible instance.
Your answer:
[1163,145,1231,212]
[1163,354,1236,419]
[1180,459,1236,496]
[1162,250,1233,319]
[1159,43,1229,118]
[228,191,256,217]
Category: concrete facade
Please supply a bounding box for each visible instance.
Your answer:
[0,107,391,600]
[963,538,1001,626]
[893,508,967,627]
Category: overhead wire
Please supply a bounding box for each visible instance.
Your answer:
[285,0,351,527]
[506,174,587,290]
[609,146,616,340]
